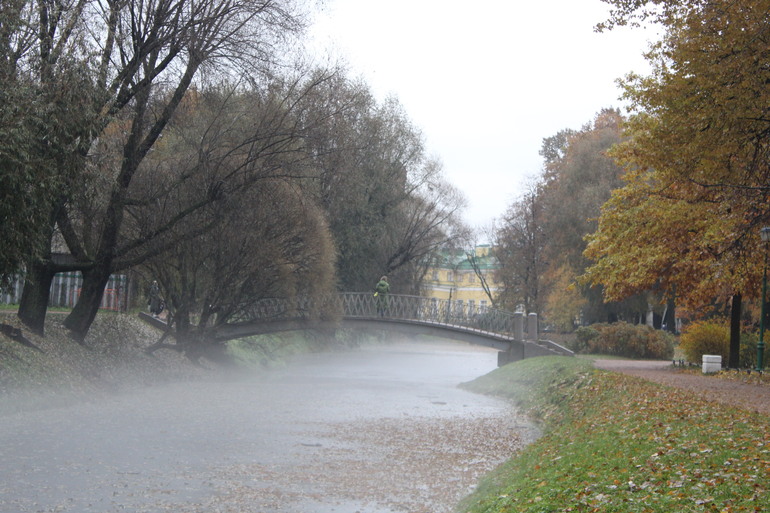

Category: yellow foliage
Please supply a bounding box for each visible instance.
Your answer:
[581,0,770,310]
[679,320,730,364]
[544,264,586,332]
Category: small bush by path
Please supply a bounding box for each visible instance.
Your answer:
[459,356,770,512]
[679,319,759,368]
[572,322,675,360]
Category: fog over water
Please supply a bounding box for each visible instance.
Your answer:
[0,337,536,513]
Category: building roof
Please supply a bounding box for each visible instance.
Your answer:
[432,246,499,271]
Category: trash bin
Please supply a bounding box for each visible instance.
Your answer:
[702,354,722,374]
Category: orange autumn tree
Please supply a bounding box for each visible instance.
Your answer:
[584,0,770,366]
[584,169,757,306]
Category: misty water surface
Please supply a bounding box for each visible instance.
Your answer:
[0,337,535,513]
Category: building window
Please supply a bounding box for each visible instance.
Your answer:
[432,270,438,280]
[446,271,453,282]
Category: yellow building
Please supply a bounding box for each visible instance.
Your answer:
[421,245,500,314]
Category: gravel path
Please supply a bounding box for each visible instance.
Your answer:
[594,359,770,415]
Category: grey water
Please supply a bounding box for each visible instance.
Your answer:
[0,338,534,513]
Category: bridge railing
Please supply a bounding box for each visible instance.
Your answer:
[238,293,525,339]
[340,292,521,336]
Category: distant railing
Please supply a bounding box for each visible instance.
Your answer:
[240,292,527,339]
[1,282,523,338]
[1,272,129,311]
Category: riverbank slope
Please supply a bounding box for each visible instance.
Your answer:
[459,356,770,512]
[1,312,211,414]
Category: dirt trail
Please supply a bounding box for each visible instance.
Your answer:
[594,359,770,415]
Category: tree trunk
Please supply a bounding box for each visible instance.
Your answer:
[63,149,129,341]
[17,209,61,334]
[18,259,56,335]
[63,263,111,342]
[729,293,741,369]
[663,295,677,333]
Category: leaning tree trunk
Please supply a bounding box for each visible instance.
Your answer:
[174,311,204,363]
[64,149,131,341]
[17,210,61,334]
[171,307,224,365]
[63,263,112,342]
[18,259,56,335]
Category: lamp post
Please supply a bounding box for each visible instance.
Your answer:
[757,227,770,371]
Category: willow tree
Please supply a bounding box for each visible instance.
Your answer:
[143,179,337,361]
[585,0,770,363]
[0,1,97,293]
[301,78,467,293]
[128,80,340,359]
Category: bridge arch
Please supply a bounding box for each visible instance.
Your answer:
[204,293,573,364]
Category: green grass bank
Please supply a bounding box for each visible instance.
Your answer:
[459,356,769,513]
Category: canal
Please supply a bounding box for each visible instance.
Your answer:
[0,338,536,513]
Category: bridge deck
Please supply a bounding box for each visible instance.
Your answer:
[140,293,574,363]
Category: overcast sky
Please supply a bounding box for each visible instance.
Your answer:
[308,0,657,229]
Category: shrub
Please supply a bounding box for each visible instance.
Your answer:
[740,332,758,369]
[679,320,729,364]
[679,321,762,368]
[572,326,599,354]
[571,322,675,359]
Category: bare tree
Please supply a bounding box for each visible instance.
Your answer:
[8,0,309,338]
[63,0,310,340]
[494,182,545,314]
[380,159,468,293]
[465,250,496,307]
